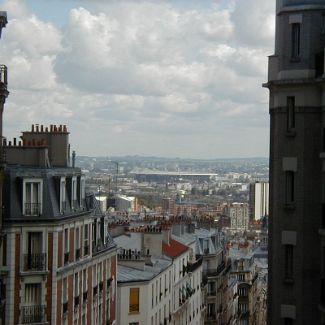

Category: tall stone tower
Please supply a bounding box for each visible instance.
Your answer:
[265,0,325,324]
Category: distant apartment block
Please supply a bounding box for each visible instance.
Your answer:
[249,182,269,221]
[225,203,249,230]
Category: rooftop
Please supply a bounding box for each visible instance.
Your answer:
[162,239,188,258]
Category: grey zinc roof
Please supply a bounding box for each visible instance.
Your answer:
[118,265,155,282]
[117,257,172,283]
[4,165,92,222]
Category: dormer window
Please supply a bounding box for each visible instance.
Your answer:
[23,178,43,216]
[71,176,77,209]
[80,176,85,207]
[60,177,66,213]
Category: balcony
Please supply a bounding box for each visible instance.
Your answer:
[24,203,41,216]
[84,245,89,256]
[75,248,80,260]
[21,305,45,324]
[23,253,46,272]
[83,291,88,303]
[0,65,8,91]
[187,257,203,273]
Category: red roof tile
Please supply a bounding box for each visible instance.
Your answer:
[162,239,188,258]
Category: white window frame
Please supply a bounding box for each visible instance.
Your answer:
[72,176,77,209]
[80,176,86,207]
[64,227,69,254]
[23,178,43,216]
[75,272,79,297]
[60,177,66,213]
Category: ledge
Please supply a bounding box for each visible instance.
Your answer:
[284,203,296,211]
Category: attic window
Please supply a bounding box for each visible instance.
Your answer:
[23,179,43,216]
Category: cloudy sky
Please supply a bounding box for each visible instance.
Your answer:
[0,0,275,159]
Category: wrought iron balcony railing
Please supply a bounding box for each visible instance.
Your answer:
[21,305,45,324]
[187,257,203,273]
[24,203,41,216]
[23,253,46,271]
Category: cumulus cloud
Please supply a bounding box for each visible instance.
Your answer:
[0,0,274,158]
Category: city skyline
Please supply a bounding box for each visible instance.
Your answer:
[0,0,275,159]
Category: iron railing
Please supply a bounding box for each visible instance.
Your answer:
[24,203,41,216]
[21,305,45,324]
[187,257,203,273]
[23,253,46,271]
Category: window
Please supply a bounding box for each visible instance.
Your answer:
[75,272,79,297]
[72,176,77,209]
[80,177,85,207]
[62,277,68,315]
[60,177,66,213]
[238,273,245,281]
[83,269,87,293]
[23,179,42,216]
[287,97,295,131]
[84,224,89,256]
[285,171,295,204]
[24,232,44,271]
[63,229,69,265]
[285,244,294,280]
[98,262,103,292]
[129,288,140,313]
[291,23,300,59]
[25,283,41,305]
[75,227,80,259]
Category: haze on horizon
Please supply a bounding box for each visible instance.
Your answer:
[0,0,275,159]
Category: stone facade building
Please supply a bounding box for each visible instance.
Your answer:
[0,125,117,325]
[265,0,325,324]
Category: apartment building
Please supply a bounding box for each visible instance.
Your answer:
[0,10,8,325]
[264,0,325,323]
[225,203,249,231]
[229,252,258,325]
[0,125,117,325]
[248,182,269,221]
[113,220,203,325]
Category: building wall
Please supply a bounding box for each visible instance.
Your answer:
[267,1,325,324]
